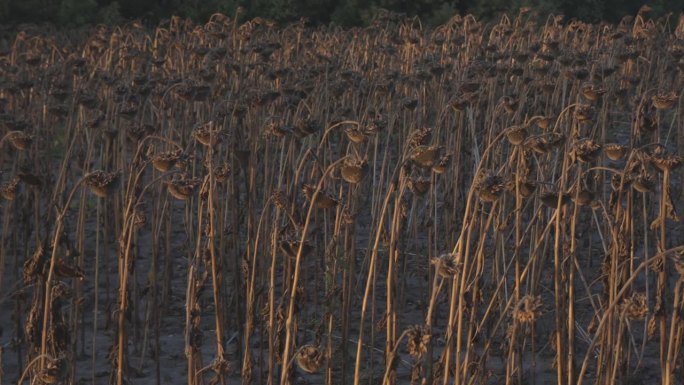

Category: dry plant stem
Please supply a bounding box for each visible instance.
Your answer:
[92,198,101,384]
[352,182,396,385]
[205,144,226,373]
[664,279,682,385]
[444,130,507,385]
[16,354,49,385]
[385,178,407,383]
[575,247,684,384]
[658,169,669,384]
[267,208,281,385]
[243,193,274,381]
[279,157,346,385]
[381,329,411,385]
[39,177,86,371]
[117,170,177,385]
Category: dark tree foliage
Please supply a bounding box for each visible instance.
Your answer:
[0,0,682,27]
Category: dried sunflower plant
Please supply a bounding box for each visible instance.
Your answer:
[0,8,683,385]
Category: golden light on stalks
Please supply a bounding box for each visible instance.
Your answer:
[476,172,505,203]
[505,125,528,145]
[604,143,627,160]
[405,325,430,359]
[166,176,201,200]
[409,145,442,168]
[302,184,338,209]
[619,293,648,320]
[295,345,323,373]
[513,295,542,323]
[431,252,462,278]
[651,92,678,110]
[152,149,184,172]
[340,156,368,184]
[6,131,33,150]
[0,177,20,201]
[84,170,120,198]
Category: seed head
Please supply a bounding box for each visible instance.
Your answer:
[513,295,543,323]
[295,345,323,373]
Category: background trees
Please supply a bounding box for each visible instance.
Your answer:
[0,0,683,29]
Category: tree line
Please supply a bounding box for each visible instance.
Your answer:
[0,0,683,28]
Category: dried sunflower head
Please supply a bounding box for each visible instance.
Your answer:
[0,177,21,201]
[651,92,678,110]
[499,95,518,113]
[571,139,602,163]
[619,293,648,320]
[431,153,452,174]
[528,115,553,130]
[84,170,120,198]
[505,125,528,146]
[279,238,313,259]
[344,125,367,144]
[408,145,442,168]
[295,345,323,373]
[476,172,505,203]
[632,172,655,193]
[340,156,368,184]
[407,177,431,196]
[271,190,288,209]
[524,136,551,154]
[513,295,543,323]
[152,149,183,172]
[580,83,607,102]
[405,325,430,359]
[574,104,595,123]
[166,175,201,200]
[650,154,683,172]
[302,183,338,209]
[213,163,231,182]
[192,121,225,146]
[6,131,33,151]
[431,253,462,278]
[604,143,627,161]
[407,127,432,148]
